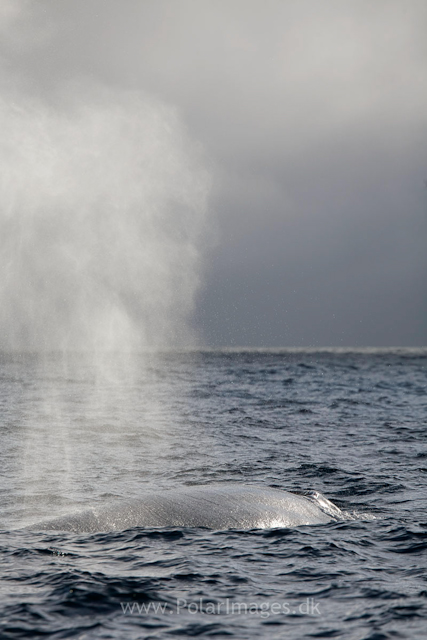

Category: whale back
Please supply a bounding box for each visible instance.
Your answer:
[32,485,340,533]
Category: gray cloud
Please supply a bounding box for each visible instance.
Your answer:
[3,0,427,346]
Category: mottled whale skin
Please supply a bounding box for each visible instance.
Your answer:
[31,485,343,533]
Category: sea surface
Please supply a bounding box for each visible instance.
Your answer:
[0,348,426,639]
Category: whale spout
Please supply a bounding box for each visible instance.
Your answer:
[29,485,343,533]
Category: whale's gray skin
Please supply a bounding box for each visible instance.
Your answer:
[31,485,343,533]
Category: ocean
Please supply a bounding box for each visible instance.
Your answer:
[0,348,426,639]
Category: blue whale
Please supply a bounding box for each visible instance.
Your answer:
[31,485,343,532]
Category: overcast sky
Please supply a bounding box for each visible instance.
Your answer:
[2,0,427,347]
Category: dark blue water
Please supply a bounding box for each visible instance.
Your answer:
[1,349,426,639]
